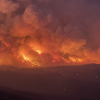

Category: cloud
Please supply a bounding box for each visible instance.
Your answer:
[0,0,19,13]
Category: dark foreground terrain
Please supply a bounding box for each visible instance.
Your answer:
[0,64,100,100]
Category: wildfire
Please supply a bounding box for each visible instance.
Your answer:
[22,54,30,62]
[35,50,42,54]
[0,0,99,68]
[21,52,41,67]
[69,57,83,63]
[32,47,42,54]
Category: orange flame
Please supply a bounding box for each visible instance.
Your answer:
[22,54,30,62]
[69,57,83,63]
[35,50,42,54]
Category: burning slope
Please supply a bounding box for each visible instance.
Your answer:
[0,0,100,68]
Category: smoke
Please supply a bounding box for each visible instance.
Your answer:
[0,0,100,68]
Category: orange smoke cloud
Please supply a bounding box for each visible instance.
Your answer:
[0,0,100,68]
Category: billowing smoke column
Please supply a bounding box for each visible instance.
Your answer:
[0,0,100,68]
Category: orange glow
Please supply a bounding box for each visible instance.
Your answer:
[52,60,56,63]
[35,50,42,54]
[21,53,41,67]
[32,47,42,54]
[0,0,99,68]
[69,57,83,63]
[22,54,30,62]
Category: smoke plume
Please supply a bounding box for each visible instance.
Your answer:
[0,0,100,68]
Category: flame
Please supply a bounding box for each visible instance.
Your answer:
[21,53,41,67]
[22,54,30,62]
[32,47,42,54]
[69,57,83,63]
[35,50,42,54]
